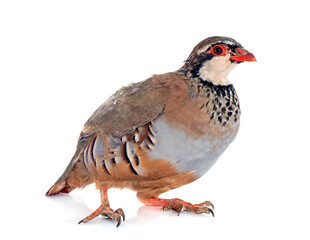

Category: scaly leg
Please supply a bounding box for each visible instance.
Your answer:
[140,197,214,217]
[78,187,125,227]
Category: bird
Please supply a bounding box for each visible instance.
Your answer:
[46,36,256,227]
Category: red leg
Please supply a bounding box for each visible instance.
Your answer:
[78,188,125,227]
[100,187,110,206]
[140,197,214,216]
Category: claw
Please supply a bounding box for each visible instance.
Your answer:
[116,215,121,228]
[78,219,86,224]
[115,208,125,222]
[209,208,214,217]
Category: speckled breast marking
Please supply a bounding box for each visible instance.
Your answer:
[146,80,241,178]
[148,115,239,178]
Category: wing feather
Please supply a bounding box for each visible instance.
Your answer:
[79,72,190,142]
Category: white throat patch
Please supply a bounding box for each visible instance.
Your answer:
[198,54,236,86]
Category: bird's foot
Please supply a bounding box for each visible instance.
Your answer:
[78,204,125,227]
[142,198,214,216]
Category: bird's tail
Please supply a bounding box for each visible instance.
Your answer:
[46,178,69,196]
[46,141,93,196]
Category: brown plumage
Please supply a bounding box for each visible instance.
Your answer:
[46,36,256,227]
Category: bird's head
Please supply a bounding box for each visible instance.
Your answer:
[180,36,256,85]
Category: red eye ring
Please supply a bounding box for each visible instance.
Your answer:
[211,45,227,56]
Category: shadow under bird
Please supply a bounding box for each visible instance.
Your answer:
[46,36,256,227]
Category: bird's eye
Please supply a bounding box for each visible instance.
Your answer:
[211,45,227,56]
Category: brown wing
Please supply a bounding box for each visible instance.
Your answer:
[79,72,190,142]
[46,72,191,196]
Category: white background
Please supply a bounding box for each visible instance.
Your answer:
[1,0,309,239]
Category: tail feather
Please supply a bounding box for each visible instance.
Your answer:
[46,180,70,196]
[45,162,78,196]
[46,140,93,196]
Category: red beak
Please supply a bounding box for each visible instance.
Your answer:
[230,48,256,62]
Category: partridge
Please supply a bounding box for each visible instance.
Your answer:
[46,36,256,227]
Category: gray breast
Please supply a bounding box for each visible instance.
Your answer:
[148,116,239,177]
